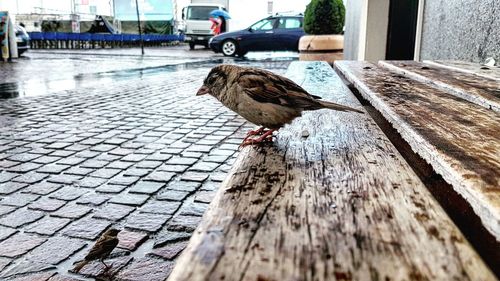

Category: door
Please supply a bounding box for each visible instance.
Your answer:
[385,0,419,59]
[273,17,304,51]
[239,18,277,51]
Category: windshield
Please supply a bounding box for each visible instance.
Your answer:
[187,6,217,20]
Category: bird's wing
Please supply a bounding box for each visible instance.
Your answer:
[237,69,322,108]
[85,237,119,260]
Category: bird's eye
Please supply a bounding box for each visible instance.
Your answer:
[207,75,217,85]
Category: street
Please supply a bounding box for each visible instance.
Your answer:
[0,46,296,280]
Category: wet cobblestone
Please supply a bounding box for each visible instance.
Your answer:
[0,52,291,280]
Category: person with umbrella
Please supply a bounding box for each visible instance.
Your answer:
[210,9,231,34]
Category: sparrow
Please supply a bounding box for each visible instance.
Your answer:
[197,64,363,145]
[72,228,120,273]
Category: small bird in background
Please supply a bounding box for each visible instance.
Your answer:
[197,64,363,146]
[72,228,121,273]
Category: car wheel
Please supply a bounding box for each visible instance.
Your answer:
[189,42,195,50]
[221,40,237,57]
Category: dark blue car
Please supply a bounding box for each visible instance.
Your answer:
[209,15,304,57]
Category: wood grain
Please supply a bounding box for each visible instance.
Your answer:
[335,60,500,242]
[379,60,500,112]
[168,61,495,281]
[423,60,500,81]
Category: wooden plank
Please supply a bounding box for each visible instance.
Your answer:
[379,60,500,112]
[424,60,500,81]
[335,60,500,241]
[168,61,495,281]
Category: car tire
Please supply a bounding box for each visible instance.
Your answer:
[189,42,195,50]
[221,40,237,57]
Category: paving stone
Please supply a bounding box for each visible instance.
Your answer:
[49,186,88,201]
[90,168,121,179]
[145,153,172,161]
[106,161,134,170]
[0,233,47,258]
[0,182,26,195]
[76,177,107,188]
[123,168,151,177]
[203,154,230,163]
[5,271,55,281]
[108,175,140,186]
[73,256,132,278]
[115,257,173,281]
[6,163,42,173]
[22,182,61,195]
[135,161,163,169]
[166,180,201,192]
[12,172,49,184]
[145,171,175,183]
[150,240,188,260]
[210,172,228,182]
[121,154,147,162]
[0,260,55,278]
[194,191,216,203]
[27,236,86,265]
[51,203,92,219]
[117,230,148,251]
[74,150,99,159]
[209,149,235,156]
[0,193,40,207]
[37,164,71,174]
[62,217,111,240]
[129,181,165,194]
[0,205,16,216]
[159,164,189,173]
[0,160,20,169]
[64,167,94,176]
[0,226,17,242]
[90,144,116,152]
[0,172,19,183]
[180,172,209,182]
[181,151,203,159]
[45,142,72,149]
[166,157,198,165]
[32,156,61,165]
[167,215,202,232]
[93,203,135,221]
[50,150,75,157]
[56,157,86,166]
[109,193,149,206]
[76,193,110,206]
[140,200,180,215]
[160,148,183,154]
[0,257,11,272]
[46,174,81,185]
[95,184,128,194]
[7,153,41,162]
[25,217,71,236]
[153,230,192,248]
[185,145,212,153]
[157,190,190,202]
[178,202,208,217]
[80,159,108,169]
[28,197,66,212]
[125,212,170,232]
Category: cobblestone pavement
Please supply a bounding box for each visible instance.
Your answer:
[0,53,292,280]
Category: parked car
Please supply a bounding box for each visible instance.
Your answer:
[209,14,304,57]
[15,25,30,55]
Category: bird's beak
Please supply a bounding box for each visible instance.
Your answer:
[196,85,210,96]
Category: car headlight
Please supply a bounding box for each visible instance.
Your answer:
[208,37,213,44]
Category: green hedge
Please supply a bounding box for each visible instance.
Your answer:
[304,0,345,35]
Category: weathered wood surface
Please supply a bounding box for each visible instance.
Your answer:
[424,60,500,81]
[168,61,495,281]
[379,60,500,112]
[335,61,500,242]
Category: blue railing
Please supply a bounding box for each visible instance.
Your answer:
[28,32,185,49]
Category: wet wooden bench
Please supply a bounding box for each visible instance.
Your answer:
[167,61,495,281]
[335,61,500,242]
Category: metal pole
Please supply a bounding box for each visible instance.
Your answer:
[135,0,144,55]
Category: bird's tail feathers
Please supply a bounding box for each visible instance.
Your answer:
[72,260,88,273]
[318,100,364,113]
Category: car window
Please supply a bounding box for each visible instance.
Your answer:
[250,19,276,31]
[285,18,302,29]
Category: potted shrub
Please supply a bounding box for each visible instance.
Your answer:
[299,0,345,64]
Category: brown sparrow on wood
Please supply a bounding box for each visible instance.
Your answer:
[72,228,120,273]
[197,64,363,146]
